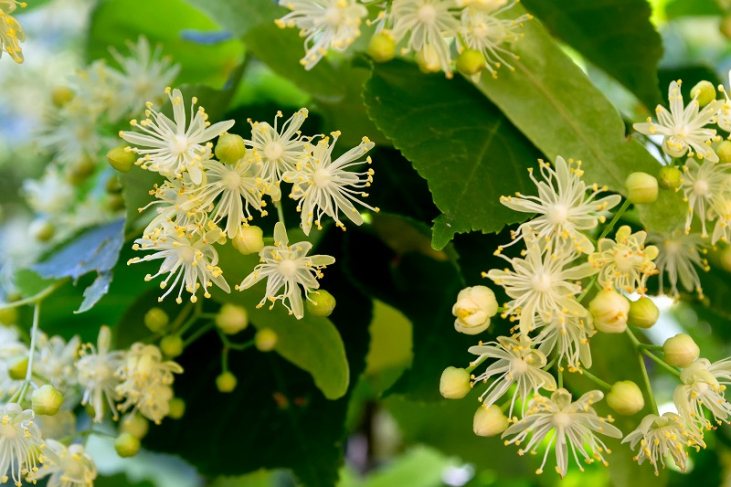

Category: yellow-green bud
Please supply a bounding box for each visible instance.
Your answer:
[306,290,336,318]
[415,46,441,74]
[657,166,682,190]
[232,225,265,255]
[722,246,731,272]
[160,335,184,358]
[663,334,699,368]
[31,385,64,416]
[106,194,126,212]
[120,414,149,440]
[51,86,75,108]
[473,405,509,437]
[168,398,186,419]
[722,16,731,39]
[216,371,238,393]
[625,172,658,204]
[367,31,396,63]
[452,286,498,335]
[144,307,169,332]
[606,381,644,415]
[214,133,247,164]
[255,328,278,352]
[439,366,471,399]
[105,176,123,194]
[589,290,630,334]
[628,297,660,329]
[30,219,55,242]
[456,49,486,76]
[690,80,716,107]
[8,356,28,380]
[107,146,136,173]
[215,303,249,335]
[114,433,141,458]
[717,140,731,163]
[0,307,18,326]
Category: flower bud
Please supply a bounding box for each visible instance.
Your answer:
[160,335,184,358]
[105,176,123,194]
[456,49,486,76]
[628,297,660,329]
[31,385,64,416]
[452,286,498,335]
[625,172,658,204]
[30,218,55,242]
[68,159,97,186]
[8,356,28,380]
[473,405,509,437]
[606,380,644,415]
[722,246,731,272]
[51,86,75,108]
[114,433,140,458]
[216,371,237,393]
[107,145,136,173]
[106,194,125,212]
[255,328,278,352]
[657,166,682,190]
[214,133,246,165]
[415,46,441,74]
[721,15,731,39]
[589,290,630,334]
[168,398,185,419]
[232,225,264,255]
[306,290,336,318]
[690,80,716,107]
[367,31,396,63]
[0,307,18,326]
[440,366,471,399]
[663,334,699,368]
[717,140,731,164]
[215,303,249,335]
[144,307,169,332]
[120,414,149,439]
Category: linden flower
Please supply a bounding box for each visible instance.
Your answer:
[716,71,731,133]
[500,157,621,254]
[283,132,378,235]
[646,231,707,297]
[674,358,731,434]
[502,388,622,477]
[533,314,594,371]
[633,81,721,162]
[120,88,235,184]
[140,175,205,236]
[486,231,596,335]
[275,0,368,70]
[77,326,125,422]
[589,225,659,294]
[34,333,80,391]
[40,441,97,487]
[247,109,308,185]
[391,0,461,76]
[0,2,25,64]
[468,336,556,418]
[0,403,46,486]
[23,168,75,216]
[128,224,231,304]
[681,158,731,236]
[238,222,335,319]
[622,413,690,475]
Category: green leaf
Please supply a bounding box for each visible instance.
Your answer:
[522,0,664,109]
[363,60,541,250]
[361,446,458,487]
[665,0,723,18]
[95,473,155,487]
[209,471,275,487]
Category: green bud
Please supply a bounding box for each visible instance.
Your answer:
[589,290,630,334]
[456,49,486,76]
[690,80,716,107]
[160,335,184,358]
[717,140,731,163]
[106,194,126,212]
[625,172,658,205]
[120,414,149,440]
[216,371,238,393]
[144,307,169,332]
[232,226,264,255]
[722,16,731,39]
[415,46,441,74]
[0,307,18,326]
[68,159,96,186]
[473,405,509,437]
[663,334,699,368]
[606,381,644,415]
[114,433,141,458]
[215,133,247,164]
[367,31,396,63]
[721,246,731,272]
[8,356,28,380]
[107,145,137,173]
[215,303,248,335]
[29,219,54,242]
[440,366,471,399]
[255,328,278,352]
[105,176,123,194]
[51,86,75,108]
[306,290,336,318]
[628,297,660,329]
[168,398,186,419]
[657,166,682,190]
[31,385,64,416]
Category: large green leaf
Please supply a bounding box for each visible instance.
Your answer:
[522,0,664,109]
[363,61,541,250]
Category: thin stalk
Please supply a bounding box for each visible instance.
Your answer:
[0,279,67,311]
[182,322,214,348]
[580,368,612,390]
[599,199,631,240]
[637,352,659,415]
[643,350,681,378]
[17,303,42,403]
[275,201,285,226]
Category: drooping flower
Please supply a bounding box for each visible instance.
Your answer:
[0,1,25,64]
[646,231,707,297]
[76,326,125,422]
[246,109,309,186]
[468,336,556,418]
[533,314,594,371]
[119,88,235,184]
[681,158,731,236]
[499,157,621,254]
[283,132,377,235]
[34,333,80,392]
[622,413,691,475]
[237,222,335,319]
[674,358,731,435]
[589,225,659,294]
[39,440,97,487]
[0,403,46,486]
[633,81,721,162]
[502,388,623,477]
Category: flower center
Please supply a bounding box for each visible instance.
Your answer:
[178,245,196,264]
[170,134,189,156]
[221,170,242,190]
[0,423,18,439]
[313,168,332,187]
[417,4,437,24]
[547,204,569,225]
[553,412,572,429]
[264,141,284,161]
[279,259,298,277]
[696,381,709,395]
[693,180,710,196]
[324,5,344,25]
[510,357,529,375]
[613,249,637,272]
[665,241,682,255]
[531,272,553,292]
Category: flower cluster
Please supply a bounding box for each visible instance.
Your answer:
[0,0,25,63]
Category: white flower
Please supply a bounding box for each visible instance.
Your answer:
[39,440,97,487]
[468,336,556,417]
[589,225,659,294]
[674,358,731,434]
[0,403,45,485]
[284,132,377,235]
[120,88,235,184]
[0,4,24,63]
[622,413,691,475]
[23,168,75,216]
[486,231,596,335]
[275,0,368,69]
[681,158,731,236]
[502,388,623,477]
[716,70,731,133]
[77,326,125,422]
[237,222,335,319]
[139,175,205,236]
[533,314,594,371]
[128,224,231,304]
[390,0,461,76]
[452,285,498,335]
[247,109,309,185]
[34,333,80,392]
[633,81,721,162]
[646,231,708,297]
[499,157,621,254]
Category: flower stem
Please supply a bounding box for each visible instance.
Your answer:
[0,279,67,312]
[580,368,612,390]
[182,322,214,348]
[642,349,681,378]
[599,199,631,240]
[626,327,659,414]
[17,303,41,404]
[275,200,285,226]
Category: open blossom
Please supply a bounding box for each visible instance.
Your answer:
[499,157,621,254]
[681,158,731,236]
[238,222,335,319]
[647,231,707,297]
[634,81,721,161]
[275,0,368,70]
[622,413,691,475]
[140,175,204,236]
[23,168,75,216]
[34,333,80,391]
[533,314,594,371]
[40,440,97,487]
[502,388,622,477]
[120,88,234,184]
[674,358,731,435]
[247,109,309,185]
[468,336,556,418]
[0,1,24,63]
[589,225,659,294]
[0,403,46,485]
[77,326,125,422]
[284,132,377,235]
